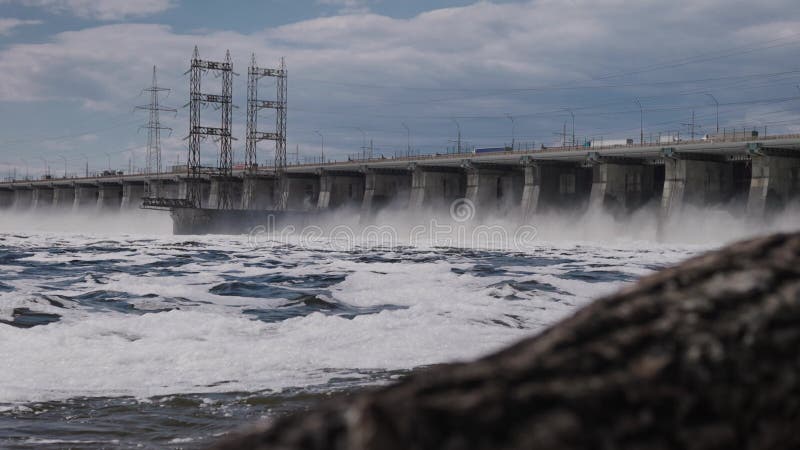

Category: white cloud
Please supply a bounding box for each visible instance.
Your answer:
[316,0,373,14]
[0,0,799,161]
[0,18,42,35]
[4,0,176,20]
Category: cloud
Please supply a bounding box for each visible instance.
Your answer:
[316,0,373,14]
[0,18,42,35]
[4,0,176,20]
[0,0,799,162]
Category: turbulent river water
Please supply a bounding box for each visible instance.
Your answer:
[0,208,795,449]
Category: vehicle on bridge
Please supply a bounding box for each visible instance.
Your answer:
[474,147,509,154]
[586,138,635,148]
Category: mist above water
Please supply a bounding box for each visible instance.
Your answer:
[1,201,798,248]
[305,201,800,250]
[0,209,173,236]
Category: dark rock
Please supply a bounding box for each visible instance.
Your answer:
[210,233,800,450]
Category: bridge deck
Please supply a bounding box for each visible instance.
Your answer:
[3,134,800,188]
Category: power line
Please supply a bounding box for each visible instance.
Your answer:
[135,66,176,176]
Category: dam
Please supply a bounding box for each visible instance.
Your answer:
[4,49,795,235]
[1,133,799,234]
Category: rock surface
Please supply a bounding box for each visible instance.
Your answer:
[210,233,800,450]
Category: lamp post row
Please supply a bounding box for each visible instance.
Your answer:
[24,89,787,176]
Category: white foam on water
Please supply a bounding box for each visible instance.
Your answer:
[0,306,518,403]
[2,205,794,406]
[0,230,694,405]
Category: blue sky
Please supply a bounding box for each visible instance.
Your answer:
[1,0,799,178]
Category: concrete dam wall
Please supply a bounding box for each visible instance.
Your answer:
[2,139,800,228]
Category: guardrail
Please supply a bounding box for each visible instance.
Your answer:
[3,133,800,186]
[270,133,800,170]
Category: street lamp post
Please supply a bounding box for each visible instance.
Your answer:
[505,113,515,150]
[402,122,411,157]
[451,118,462,153]
[634,98,644,145]
[38,157,48,178]
[58,155,67,178]
[355,127,367,160]
[128,149,136,174]
[20,158,28,180]
[566,109,575,148]
[80,154,89,177]
[314,130,324,164]
[705,93,719,134]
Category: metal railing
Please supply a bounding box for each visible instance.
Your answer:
[3,133,800,186]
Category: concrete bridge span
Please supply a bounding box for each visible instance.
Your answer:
[2,135,800,226]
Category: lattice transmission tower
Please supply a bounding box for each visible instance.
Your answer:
[185,46,236,209]
[136,66,176,198]
[246,54,287,209]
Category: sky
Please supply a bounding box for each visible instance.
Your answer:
[1,0,799,178]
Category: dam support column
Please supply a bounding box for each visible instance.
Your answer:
[520,160,541,222]
[52,185,76,209]
[12,188,32,210]
[408,164,465,211]
[360,169,412,223]
[96,183,123,211]
[73,184,98,209]
[241,175,275,210]
[660,151,735,218]
[462,161,523,219]
[121,182,146,209]
[587,154,656,216]
[317,171,364,210]
[0,188,14,209]
[527,162,593,214]
[31,187,54,210]
[746,147,800,217]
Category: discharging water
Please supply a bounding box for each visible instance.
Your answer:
[1,207,793,448]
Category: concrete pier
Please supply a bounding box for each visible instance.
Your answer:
[520,162,541,222]
[408,164,465,210]
[0,189,14,209]
[73,185,99,209]
[360,169,411,221]
[31,187,54,210]
[97,183,123,211]
[660,153,735,218]
[241,175,275,210]
[463,161,523,218]
[587,155,658,216]
[121,182,146,209]
[317,171,364,210]
[52,186,76,209]
[746,148,800,216]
